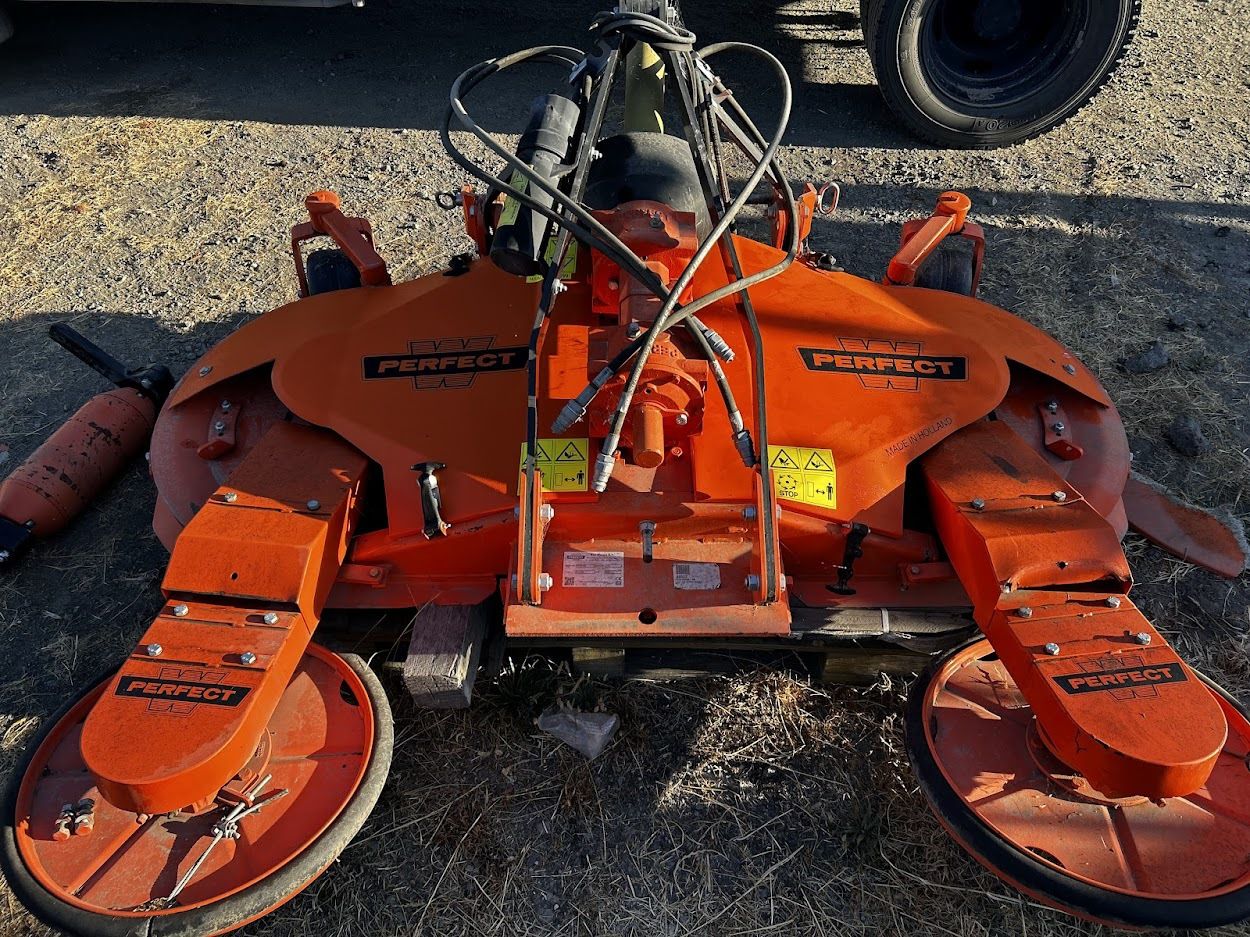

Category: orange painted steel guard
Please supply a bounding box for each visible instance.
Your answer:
[291,189,391,296]
[79,422,368,814]
[921,419,1227,799]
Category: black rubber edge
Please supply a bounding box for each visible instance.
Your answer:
[912,240,975,296]
[905,638,1250,929]
[863,0,1141,149]
[1,652,394,937]
[305,249,363,296]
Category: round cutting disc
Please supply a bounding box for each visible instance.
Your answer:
[907,638,1250,929]
[2,645,393,937]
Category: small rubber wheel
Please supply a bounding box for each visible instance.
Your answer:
[305,249,361,295]
[862,0,1140,147]
[906,638,1250,929]
[1,645,393,937]
[913,239,976,296]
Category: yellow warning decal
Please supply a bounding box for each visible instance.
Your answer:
[767,445,837,509]
[518,439,590,492]
[525,238,578,284]
[497,171,527,229]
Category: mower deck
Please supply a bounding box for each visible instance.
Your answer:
[2,2,1248,933]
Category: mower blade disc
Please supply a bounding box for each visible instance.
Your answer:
[1,644,393,937]
[907,638,1250,929]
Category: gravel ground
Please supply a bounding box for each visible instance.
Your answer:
[0,0,1248,934]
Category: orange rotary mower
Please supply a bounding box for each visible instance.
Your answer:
[3,3,1250,933]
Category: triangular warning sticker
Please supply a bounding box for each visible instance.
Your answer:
[769,448,799,470]
[804,450,834,472]
[556,441,585,462]
[535,441,553,462]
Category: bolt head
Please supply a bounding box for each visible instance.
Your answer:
[539,504,556,522]
[172,604,189,617]
[744,574,761,591]
[1052,490,1068,503]
[676,413,689,426]
[239,651,257,665]
[306,499,321,511]
[1063,364,1077,375]
[213,420,226,432]
[263,611,280,625]
[649,212,664,229]
[742,506,757,520]
[536,572,553,591]
[220,400,232,411]
[1134,631,1152,646]
[198,366,213,377]
[971,498,986,511]
[909,565,921,574]
[0,550,9,563]
[1017,606,1033,618]
[1044,642,1061,656]
[1052,422,1065,433]
[1105,595,1122,608]
[626,322,643,339]
[223,491,238,503]
[146,643,163,657]
[1045,400,1059,412]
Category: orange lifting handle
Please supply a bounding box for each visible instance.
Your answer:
[885,190,971,287]
[291,189,392,295]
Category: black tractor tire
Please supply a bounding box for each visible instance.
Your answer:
[861,0,1140,148]
[913,238,976,296]
[305,248,361,295]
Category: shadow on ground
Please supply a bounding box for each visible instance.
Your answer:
[0,0,908,147]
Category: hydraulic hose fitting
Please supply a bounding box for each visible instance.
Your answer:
[591,450,617,493]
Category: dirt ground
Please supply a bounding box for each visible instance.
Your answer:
[0,0,1248,934]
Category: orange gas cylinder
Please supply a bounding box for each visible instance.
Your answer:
[0,387,157,561]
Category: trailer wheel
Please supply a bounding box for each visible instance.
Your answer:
[862,0,1140,148]
[305,248,361,295]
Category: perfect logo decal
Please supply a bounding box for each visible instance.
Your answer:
[798,338,967,391]
[115,668,251,715]
[1052,655,1188,700]
[363,336,527,390]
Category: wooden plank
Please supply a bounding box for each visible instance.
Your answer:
[571,647,626,678]
[402,603,487,709]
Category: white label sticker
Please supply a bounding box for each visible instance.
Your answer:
[673,562,721,590]
[562,551,625,588]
